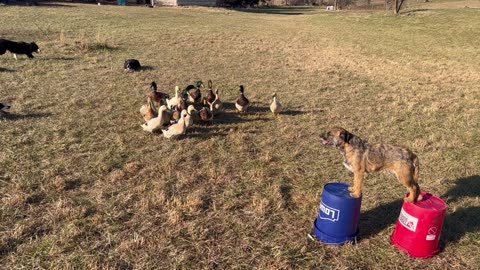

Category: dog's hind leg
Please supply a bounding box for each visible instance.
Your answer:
[13,53,17,60]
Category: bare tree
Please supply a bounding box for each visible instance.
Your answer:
[394,0,406,14]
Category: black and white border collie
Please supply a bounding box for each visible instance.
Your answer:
[0,103,11,115]
[124,59,141,72]
[0,39,40,60]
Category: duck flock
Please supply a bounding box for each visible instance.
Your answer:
[139,80,283,139]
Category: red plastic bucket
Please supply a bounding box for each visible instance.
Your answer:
[391,192,448,258]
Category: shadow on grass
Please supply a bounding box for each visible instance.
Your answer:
[0,67,16,73]
[0,0,80,7]
[400,9,431,15]
[45,56,75,61]
[181,126,228,139]
[223,102,308,116]
[280,177,296,210]
[1,112,53,120]
[232,6,317,16]
[214,112,271,125]
[283,109,308,116]
[441,175,480,245]
[443,175,480,203]
[360,199,404,239]
[221,102,269,113]
[211,102,271,125]
[360,175,480,246]
[142,66,155,71]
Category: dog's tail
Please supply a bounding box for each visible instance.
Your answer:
[413,154,420,183]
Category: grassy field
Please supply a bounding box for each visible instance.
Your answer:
[1,2,479,269]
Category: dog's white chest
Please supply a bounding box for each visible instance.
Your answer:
[341,152,354,172]
[343,161,354,173]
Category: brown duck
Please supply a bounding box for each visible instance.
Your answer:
[186,81,204,104]
[235,85,250,113]
[149,81,170,106]
[140,96,158,122]
[199,99,213,125]
[171,98,187,122]
[205,80,216,104]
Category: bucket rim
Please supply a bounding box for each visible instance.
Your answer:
[313,218,359,245]
[390,231,439,259]
[405,192,448,212]
[323,182,362,200]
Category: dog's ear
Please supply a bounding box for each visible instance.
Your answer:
[339,130,353,143]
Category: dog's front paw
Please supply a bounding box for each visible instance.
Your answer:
[348,186,354,192]
[404,193,423,203]
[349,192,361,198]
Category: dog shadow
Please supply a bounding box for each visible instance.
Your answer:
[141,66,155,71]
[360,175,480,246]
[441,175,480,245]
[0,67,16,73]
[1,112,53,121]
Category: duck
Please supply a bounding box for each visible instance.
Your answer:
[171,97,187,122]
[161,109,188,139]
[208,89,223,116]
[149,81,170,106]
[166,86,182,109]
[186,81,203,104]
[205,80,216,104]
[184,105,197,128]
[269,93,283,116]
[235,85,250,113]
[140,96,157,121]
[199,99,213,125]
[141,105,169,133]
[0,103,11,115]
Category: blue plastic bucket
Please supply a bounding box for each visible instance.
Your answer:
[313,183,362,245]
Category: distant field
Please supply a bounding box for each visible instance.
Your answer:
[1,2,479,269]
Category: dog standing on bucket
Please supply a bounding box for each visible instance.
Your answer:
[320,127,422,203]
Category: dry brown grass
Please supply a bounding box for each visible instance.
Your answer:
[0,2,479,269]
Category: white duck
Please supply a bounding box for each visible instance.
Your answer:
[161,109,188,139]
[270,93,283,116]
[141,105,170,133]
[166,86,182,109]
[184,105,197,128]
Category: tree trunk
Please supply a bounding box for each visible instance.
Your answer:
[395,0,405,14]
